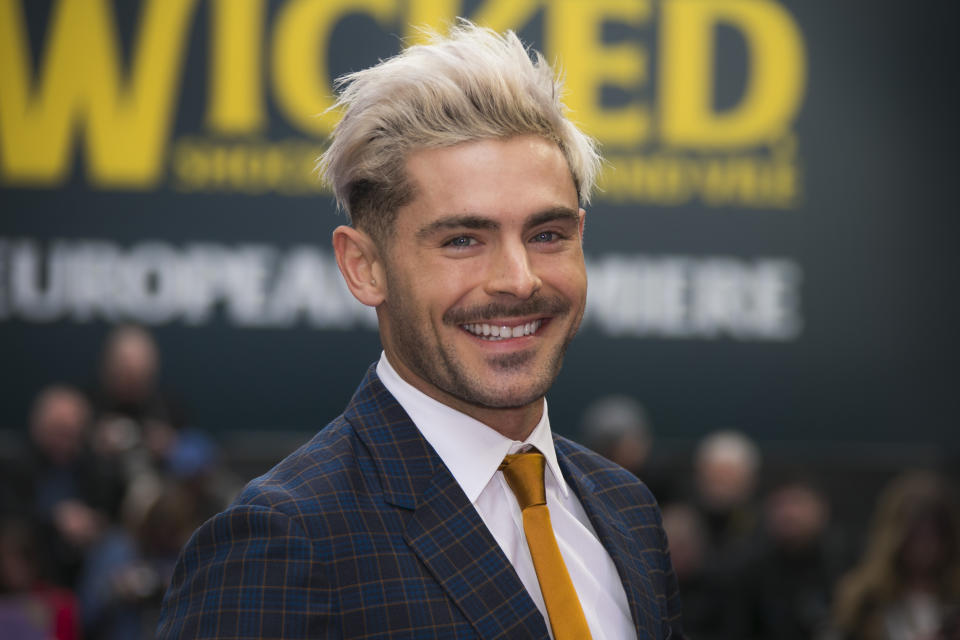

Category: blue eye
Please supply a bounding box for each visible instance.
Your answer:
[532,231,557,243]
[446,236,476,248]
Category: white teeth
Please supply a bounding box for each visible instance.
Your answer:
[462,320,542,340]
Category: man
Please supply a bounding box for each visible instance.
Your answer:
[158,21,683,639]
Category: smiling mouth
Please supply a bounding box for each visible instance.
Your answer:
[461,319,543,340]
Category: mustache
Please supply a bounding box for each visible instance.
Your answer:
[443,296,571,326]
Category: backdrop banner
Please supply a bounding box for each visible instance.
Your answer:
[2,0,956,445]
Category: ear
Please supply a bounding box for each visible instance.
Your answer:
[332,225,386,307]
[578,207,586,241]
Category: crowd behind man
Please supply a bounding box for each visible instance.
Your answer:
[0,325,239,640]
[2,325,958,639]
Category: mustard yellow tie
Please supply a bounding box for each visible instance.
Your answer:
[500,451,592,640]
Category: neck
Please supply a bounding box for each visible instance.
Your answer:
[458,401,544,441]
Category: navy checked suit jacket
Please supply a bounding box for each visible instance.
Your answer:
[157,366,685,639]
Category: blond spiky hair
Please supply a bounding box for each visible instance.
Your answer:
[317,19,602,243]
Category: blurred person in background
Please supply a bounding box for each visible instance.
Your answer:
[63,323,234,639]
[692,429,762,557]
[91,325,185,525]
[826,470,960,640]
[661,502,730,639]
[5,385,123,589]
[730,474,850,640]
[580,394,670,499]
[580,394,652,473]
[77,430,239,640]
[0,518,81,640]
[92,324,182,475]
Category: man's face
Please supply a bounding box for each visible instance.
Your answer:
[378,135,587,417]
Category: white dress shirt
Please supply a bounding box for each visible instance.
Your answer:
[377,353,636,640]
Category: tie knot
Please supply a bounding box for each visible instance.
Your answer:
[499,451,547,510]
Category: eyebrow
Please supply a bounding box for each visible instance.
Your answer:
[525,206,581,230]
[415,206,580,240]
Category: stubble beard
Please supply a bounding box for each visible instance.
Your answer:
[388,295,583,410]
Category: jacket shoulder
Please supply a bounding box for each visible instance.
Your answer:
[157,415,369,639]
[231,414,375,526]
[554,434,659,506]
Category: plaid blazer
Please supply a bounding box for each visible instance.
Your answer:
[157,365,684,639]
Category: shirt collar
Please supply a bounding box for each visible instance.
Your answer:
[376,352,570,503]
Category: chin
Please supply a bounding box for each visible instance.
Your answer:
[474,391,543,410]
[462,374,555,410]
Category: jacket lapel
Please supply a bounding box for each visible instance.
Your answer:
[555,441,661,640]
[403,466,550,639]
[346,366,550,639]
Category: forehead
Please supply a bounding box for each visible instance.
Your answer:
[397,135,579,227]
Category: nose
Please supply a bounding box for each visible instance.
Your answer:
[483,239,542,299]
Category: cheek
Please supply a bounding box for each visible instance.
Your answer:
[434,264,487,301]
[550,263,588,299]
